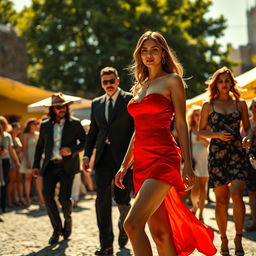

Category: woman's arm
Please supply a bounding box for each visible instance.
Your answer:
[120,133,135,170]
[196,133,210,147]
[22,133,30,168]
[199,102,233,141]
[169,76,195,189]
[240,100,251,134]
[115,133,135,189]
[9,145,20,167]
[199,102,216,138]
[170,77,191,167]
[239,100,252,147]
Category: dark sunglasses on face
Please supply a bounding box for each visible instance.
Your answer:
[102,78,116,85]
[54,105,66,110]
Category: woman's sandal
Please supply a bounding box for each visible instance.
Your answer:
[220,236,230,256]
[234,234,245,256]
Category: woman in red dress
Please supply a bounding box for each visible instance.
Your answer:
[115,31,217,256]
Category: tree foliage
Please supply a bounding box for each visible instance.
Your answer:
[16,0,231,98]
[0,0,17,25]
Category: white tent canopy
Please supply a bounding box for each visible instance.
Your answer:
[27,94,91,112]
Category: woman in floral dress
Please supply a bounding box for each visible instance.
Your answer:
[245,99,256,232]
[199,67,251,256]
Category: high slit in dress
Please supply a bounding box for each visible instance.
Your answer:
[128,93,217,256]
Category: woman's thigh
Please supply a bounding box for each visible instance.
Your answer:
[126,179,171,225]
[147,201,171,238]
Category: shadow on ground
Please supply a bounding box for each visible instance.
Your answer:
[116,248,132,256]
[25,240,68,256]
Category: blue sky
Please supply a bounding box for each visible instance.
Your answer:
[11,0,254,49]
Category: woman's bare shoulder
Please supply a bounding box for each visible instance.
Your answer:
[201,101,212,114]
[165,74,185,93]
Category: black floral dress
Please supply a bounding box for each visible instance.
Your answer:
[208,108,248,188]
[247,119,256,191]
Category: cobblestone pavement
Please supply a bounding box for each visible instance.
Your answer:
[0,192,256,256]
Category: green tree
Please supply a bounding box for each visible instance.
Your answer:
[17,0,231,98]
[0,0,17,25]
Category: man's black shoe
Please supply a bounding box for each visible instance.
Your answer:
[48,233,61,244]
[63,218,72,240]
[95,246,113,255]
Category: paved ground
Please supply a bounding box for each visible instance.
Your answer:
[0,192,256,256]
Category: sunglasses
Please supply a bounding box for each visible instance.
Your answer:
[54,105,66,110]
[102,79,116,85]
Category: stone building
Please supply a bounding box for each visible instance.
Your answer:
[229,5,256,76]
[0,24,27,83]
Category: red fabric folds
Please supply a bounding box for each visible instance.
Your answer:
[128,94,217,255]
[164,188,216,256]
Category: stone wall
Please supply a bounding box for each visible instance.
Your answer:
[0,27,27,83]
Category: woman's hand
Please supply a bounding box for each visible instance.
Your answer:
[32,168,39,178]
[26,161,31,169]
[217,131,233,141]
[115,166,128,189]
[182,167,195,191]
[16,160,21,170]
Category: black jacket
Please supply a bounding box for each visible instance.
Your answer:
[33,117,86,176]
[84,89,134,168]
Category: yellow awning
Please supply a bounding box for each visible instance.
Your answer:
[0,77,53,104]
[0,76,92,125]
[0,76,91,109]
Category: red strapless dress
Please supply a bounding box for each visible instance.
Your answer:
[128,94,217,256]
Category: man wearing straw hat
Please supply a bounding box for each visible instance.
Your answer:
[32,92,86,244]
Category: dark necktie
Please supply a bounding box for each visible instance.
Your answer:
[108,97,114,123]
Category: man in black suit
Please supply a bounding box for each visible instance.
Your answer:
[83,67,134,255]
[32,92,86,244]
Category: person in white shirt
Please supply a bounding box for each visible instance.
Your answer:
[32,93,86,244]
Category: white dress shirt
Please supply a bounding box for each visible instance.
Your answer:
[105,88,120,122]
[51,119,65,160]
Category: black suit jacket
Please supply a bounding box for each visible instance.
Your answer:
[33,117,86,176]
[84,89,134,168]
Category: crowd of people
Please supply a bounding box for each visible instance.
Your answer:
[0,114,95,220]
[0,30,256,256]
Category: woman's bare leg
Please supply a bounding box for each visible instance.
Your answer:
[198,177,209,221]
[148,202,176,256]
[25,173,32,205]
[124,179,173,256]
[230,180,245,253]
[7,169,16,206]
[16,172,25,204]
[214,185,230,252]
[190,178,199,215]
[36,176,45,206]
[247,191,256,228]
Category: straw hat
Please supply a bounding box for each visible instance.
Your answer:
[44,92,73,107]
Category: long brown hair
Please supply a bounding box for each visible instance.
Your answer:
[23,118,37,134]
[206,66,240,103]
[187,106,201,129]
[48,105,71,123]
[130,31,184,95]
